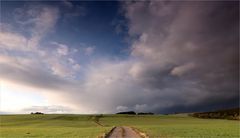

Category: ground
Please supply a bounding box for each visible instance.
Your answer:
[106,126,141,138]
[0,114,239,138]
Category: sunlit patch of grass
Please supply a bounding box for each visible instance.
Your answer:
[0,114,111,138]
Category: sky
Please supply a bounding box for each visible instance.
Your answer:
[0,0,239,114]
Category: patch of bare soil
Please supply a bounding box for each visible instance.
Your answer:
[106,126,147,138]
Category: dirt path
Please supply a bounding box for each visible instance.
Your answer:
[106,126,141,138]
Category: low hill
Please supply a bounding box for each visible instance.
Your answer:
[190,108,240,120]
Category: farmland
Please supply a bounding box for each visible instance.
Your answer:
[0,114,239,138]
[0,114,111,138]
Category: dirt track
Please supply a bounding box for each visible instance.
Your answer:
[106,126,141,138]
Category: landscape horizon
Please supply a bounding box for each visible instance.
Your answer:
[1,107,239,137]
[0,0,239,137]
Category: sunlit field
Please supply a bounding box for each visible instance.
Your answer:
[0,114,239,138]
[100,114,240,137]
[0,114,111,138]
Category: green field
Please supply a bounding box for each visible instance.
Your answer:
[0,114,239,138]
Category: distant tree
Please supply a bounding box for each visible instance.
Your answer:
[116,111,136,115]
[190,108,239,120]
[30,112,44,115]
[137,112,154,115]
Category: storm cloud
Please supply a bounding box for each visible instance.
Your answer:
[73,1,239,113]
[61,1,238,113]
[0,1,238,114]
[122,1,239,113]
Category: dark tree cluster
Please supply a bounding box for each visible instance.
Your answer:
[31,112,44,115]
[137,112,154,115]
[116,111,136,115]
[116,111,154,115]
[190,108,239,120]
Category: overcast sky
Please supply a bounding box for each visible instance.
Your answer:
[0,1,239,114]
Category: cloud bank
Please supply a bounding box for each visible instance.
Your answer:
[0,1,238,114]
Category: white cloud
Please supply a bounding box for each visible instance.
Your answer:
[171,63,196,76]
[0,5,60,56]
[50,62,72,77]
[0,5,81,79]
[14,5,59,48]
[73,64,81,71]
[30,7,59,46]
[55,43,69,56]
[128,62,143,79]
[0,31,28,51]
[84,46,95,56]
[22,105,73,114]
[57,46,69,56]
[0,4,82,113]
[68,58,75,64]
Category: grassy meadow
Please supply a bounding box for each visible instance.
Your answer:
[0,114,239,138]
[0,114,111,138]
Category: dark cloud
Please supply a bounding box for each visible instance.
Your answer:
[0,1,238,114]
[121,1,239,113]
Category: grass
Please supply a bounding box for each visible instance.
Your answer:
[0,114,111,138]
[0,114,239,138]
[100,114,240,137]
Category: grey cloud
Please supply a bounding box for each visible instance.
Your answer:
[45,1,239,114]
[121,1,239,113]
[0,1,238,114]
[62,0,73,8]
[0,61,76,91]
[116,106,129,112]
